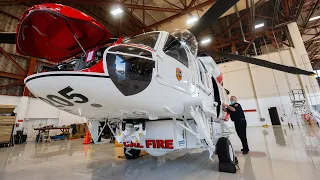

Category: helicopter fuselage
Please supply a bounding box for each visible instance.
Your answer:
[25,31,227,121]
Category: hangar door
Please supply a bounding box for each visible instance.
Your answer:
[268,107,281,125]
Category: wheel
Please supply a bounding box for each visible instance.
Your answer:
[216,137,237,173]
[216,137,235,163]
[124,148,141,159]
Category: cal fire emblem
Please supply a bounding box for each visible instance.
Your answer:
[176,68,182,81]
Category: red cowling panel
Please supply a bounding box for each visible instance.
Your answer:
[16,3,111,62]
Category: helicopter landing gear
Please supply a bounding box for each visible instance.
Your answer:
[189,106,216,160]
[216,137,238,173]
[124,147,141,159]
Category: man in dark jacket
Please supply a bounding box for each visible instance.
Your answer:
[223,96,249,154]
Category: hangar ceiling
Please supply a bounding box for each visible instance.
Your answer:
[0,0,319,96]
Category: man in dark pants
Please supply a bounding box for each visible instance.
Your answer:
[223,96,249,154]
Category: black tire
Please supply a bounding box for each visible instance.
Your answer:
[124,148,141,159]
[216,137,235,163]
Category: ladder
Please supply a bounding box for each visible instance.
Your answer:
[288,89,320,127]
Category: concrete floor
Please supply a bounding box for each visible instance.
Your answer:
[1,126,320,180]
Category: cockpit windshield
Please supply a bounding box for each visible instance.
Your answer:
[123,32,159,48]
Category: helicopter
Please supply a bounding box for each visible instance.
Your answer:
[0,0,315,173]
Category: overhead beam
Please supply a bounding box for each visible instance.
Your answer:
[302,0,317,12]
[265,34,291,47]
[204,28,282,49]
[0,47,26,75]
[242,37,256,54]
[0,81,24,89]
[214,27,281,45]
[136,0,216,34]
[0,71,25,80]
[218,12,250,37]
[0,0,38,6]
[56,0,181,13]
[123,3,147,29]
[179,0,187,8]
[303,0,320,30]
[218,0,264,37]
[0,9,20,20]
[280,0,290,18]
[188,0,197,8]
[163,0,183,9]
[305,31,320,43]
[23,57,37,96]
[256,14,273,20]
[5,52,56,66]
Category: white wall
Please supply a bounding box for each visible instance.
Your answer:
[26,98,60,118]
[0,95,85,137]
[219,49,320,126]
[0,95,20,106]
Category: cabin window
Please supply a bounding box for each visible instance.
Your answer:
[163,35,188,67]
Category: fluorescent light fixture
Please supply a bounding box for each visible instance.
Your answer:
[309,16,320,21]
[187,17,198,24]
[254,23,264,29]
[201,38,211,44]
[111,8,123,16]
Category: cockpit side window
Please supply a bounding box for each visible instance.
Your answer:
[163,35,188,67]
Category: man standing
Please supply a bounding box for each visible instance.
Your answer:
[223,96,249,154]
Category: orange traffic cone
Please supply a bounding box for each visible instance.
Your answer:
[83,130,90,144]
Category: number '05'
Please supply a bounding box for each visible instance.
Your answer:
[39,86,89,108]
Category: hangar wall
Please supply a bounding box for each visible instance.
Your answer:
[0,95,84,137]
[219,48,320,127]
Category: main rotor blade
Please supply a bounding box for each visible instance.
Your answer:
[189,0,239,36]
[203,50,315,76]
[0,32,16,44]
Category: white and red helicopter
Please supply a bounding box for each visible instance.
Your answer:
[0,0,315,172]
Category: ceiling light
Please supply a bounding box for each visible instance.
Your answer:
[187,17,198,24]
[201,38,211,44]
[254,23,264,29]
[111,8,123,16]
[309,16,320,21]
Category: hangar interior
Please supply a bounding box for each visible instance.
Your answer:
[1,0,320,180]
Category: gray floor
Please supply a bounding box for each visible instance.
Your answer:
[1,126,320,180]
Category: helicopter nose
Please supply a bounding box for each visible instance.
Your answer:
[104,44,155,96]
